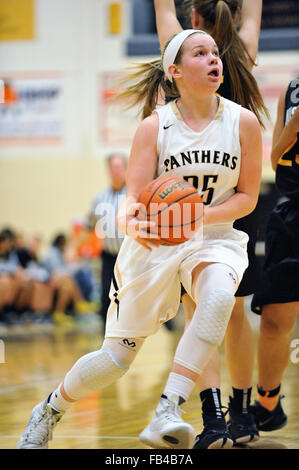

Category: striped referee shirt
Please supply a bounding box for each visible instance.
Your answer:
[90,185,126,256]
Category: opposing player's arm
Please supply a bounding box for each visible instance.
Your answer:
[204,109,262,225]
[271,84,299,171]
[154,0,183,51]
[238,0,262,70]
[116,114,160,249]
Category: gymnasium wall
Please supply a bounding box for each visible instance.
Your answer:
[0,0,134,243]
[0,0,298,244]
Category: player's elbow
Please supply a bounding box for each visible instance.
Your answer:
[270,147,280,172]
[238,192,259,218]
[247,198,258,215]
[271,159,278,172]
[245,195,259,216]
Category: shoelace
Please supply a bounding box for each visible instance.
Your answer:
[25,406,61,445]
[223,405,231,419]
[225,401,259,430]
[207,404,228,419]
[159,399,186,422]
[200,406,228,428]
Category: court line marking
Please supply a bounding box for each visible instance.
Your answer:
[0,435,139,440]
[0,361,170,395]
[0,378,63,395]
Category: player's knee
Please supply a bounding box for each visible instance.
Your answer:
[229,297,245,321]
[102,337,145,369]
[261,308,294,337]
[75,348,128,391]
[196,287,235,345]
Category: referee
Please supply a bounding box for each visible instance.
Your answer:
[89,153,127,328]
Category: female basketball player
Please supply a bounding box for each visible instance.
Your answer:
[152,0,268,447]
[17,30,262,450]
[250,78,299,432]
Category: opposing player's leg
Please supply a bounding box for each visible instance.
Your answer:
[225,297,254,389]
[221,209,261,443]
[17,337,145,449]
[193,354,234,449]
[181,290,196,328]
[180,293,232,448]
[225,296,258,444]
[251,301,298,431]
[140,263,237,449]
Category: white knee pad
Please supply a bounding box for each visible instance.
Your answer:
[174,264,236,376]
[196,287,235,345]
[64,349,128,400]
[63,337,145,401]
[193,263,237,345]
[174,289,235,375]
[78,349,127,389]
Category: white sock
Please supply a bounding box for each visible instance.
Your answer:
[163,372,195,402]
[49,383,74,412]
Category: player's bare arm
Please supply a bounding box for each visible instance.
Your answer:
[204,108,262,225]
[238,0,263,70]
[271,85,299,171]
[116,114,160,249]
[154,0,183,50]
[126,114,159,199]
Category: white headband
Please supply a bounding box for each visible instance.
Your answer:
[162,29,208,82]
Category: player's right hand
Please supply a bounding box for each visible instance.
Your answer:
[117,199,161,251]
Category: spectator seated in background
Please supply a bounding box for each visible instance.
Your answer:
[0,228,53,325]
[70,216,103,261]
[0,229,23,326]
[43,233,96,326]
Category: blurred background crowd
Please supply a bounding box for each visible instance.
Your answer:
[0,224,101,330]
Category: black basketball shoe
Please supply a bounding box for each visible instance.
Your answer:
[227,397,259,445]
[250,396,287,432]
[193,413,233,449]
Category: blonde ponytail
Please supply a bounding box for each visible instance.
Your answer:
[115,58,179,119]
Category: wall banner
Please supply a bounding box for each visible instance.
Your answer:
[0,75,64,145]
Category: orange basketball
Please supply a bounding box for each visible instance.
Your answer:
[137,176,204,245]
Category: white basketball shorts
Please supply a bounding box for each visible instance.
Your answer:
[105,223,248,338]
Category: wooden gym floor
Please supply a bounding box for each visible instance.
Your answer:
[0,307,298,450]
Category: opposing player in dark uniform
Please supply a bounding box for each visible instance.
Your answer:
[153,0,268,447]
[251,78,299,431]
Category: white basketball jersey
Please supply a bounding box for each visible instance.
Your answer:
[155,96,241,207]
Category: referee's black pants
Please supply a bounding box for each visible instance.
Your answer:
[99,250,117,324]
